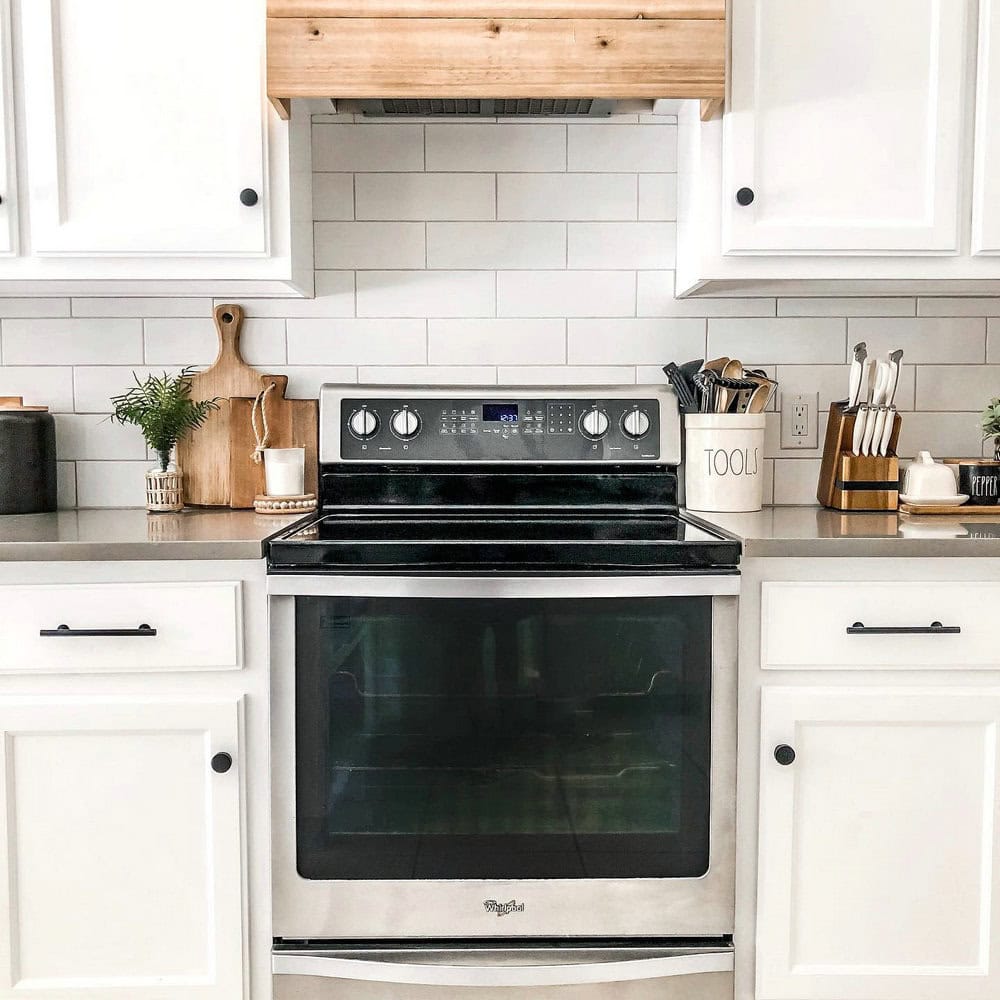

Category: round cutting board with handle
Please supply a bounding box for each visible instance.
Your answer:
[176,304,267,506]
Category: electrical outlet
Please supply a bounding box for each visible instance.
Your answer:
[780,391,819,449]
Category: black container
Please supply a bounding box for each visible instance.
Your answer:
[956,460,1000,506]
[0,398,57,514]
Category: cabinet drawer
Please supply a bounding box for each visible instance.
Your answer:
[761,581,1000,670]
[0,582,242,673]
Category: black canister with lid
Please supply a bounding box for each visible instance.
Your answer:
[0,397,57,514]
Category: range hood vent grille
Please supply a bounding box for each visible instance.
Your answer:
[360,98,615,117]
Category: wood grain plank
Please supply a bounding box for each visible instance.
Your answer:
[268,0,725,18]
[700,96,723,120]
[267,17,725,98]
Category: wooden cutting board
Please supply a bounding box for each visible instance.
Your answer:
[177,304,267,506]
[228,375,319,509]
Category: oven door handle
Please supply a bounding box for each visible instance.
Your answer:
[272,947,734,986]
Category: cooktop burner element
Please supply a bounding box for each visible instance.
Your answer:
[266,385,740,574]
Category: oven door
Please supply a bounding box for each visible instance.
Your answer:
[269,575,738,940]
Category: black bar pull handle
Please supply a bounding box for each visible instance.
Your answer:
[39,623,157,637]
[846,621,961,635]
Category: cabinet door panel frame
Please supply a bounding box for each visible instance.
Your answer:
[0,696,245,1000]
[973,0,1000,254]
[757,685,1000,1000]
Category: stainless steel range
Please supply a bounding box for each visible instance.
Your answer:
[267,385,739,1000]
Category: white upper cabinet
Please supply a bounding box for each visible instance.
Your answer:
[0,696,244,1000]
[974,0,1000,254]
[20,0,266,257]
[757,686,1000,1000]
[723,0,969,254]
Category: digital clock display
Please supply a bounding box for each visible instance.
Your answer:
[482,403,518,423]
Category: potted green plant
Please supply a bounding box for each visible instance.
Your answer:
[110,369,219,512]
[982,398,1000,461]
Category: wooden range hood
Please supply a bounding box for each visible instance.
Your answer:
[267,0,725,121]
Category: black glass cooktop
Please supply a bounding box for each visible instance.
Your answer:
[267,508,739,573]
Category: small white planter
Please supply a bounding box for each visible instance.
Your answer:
[684,414,766,513]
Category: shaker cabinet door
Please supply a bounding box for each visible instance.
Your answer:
[756,686,1000,1000]
[724,0,969,254]
[19,0,267,257]
[974,0,1000,255]
[0,697,245,1000]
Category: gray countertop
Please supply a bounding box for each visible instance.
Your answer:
[697,506,1000,558]
[2,505,1000,563]
[0,508,304,561]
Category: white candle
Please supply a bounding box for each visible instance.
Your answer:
[263,448,305,497]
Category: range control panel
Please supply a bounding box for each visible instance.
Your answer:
[338,396,661,463]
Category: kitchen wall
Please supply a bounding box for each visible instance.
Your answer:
[0,109,997,508]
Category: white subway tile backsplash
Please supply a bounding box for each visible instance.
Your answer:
[425,123,566,172]
[55,413,147,461]
[637,273,775,318]
[426,223,565,270]
[3,319,143,365]
[708,318,846,364]
[74,366,181,414]
[777,297,915,317]
[637,175,677,221]
[917,297,1000,317]
[568,318,705,365]
[144,318,287,367]
[915,365,1000,411]
[498,271,635,318]
[315,222,426,269]
[567,123,676,172]
[498,365,636,385]
[773,459,823,504]
[848,317,986,364]
[0,116,997,508]
[895,412,984,459]
[312,174,355,221]
[429,319,565,365]
[56,462,76,509]
[357,271,495,317]
[229,272,355,318]
[76,461,149,508]
[498,174,637,221]
[313,123,424,171]
[359,366,497,385]
[0,366,74,412]
[71,298,212,318]
[567,223,675,270]
[356,174,495,221]
[287,319,426,364]
[0,298,70,318]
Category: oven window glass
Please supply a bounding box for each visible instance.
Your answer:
[294,596,712,880]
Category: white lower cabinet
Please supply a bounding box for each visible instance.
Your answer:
[0,696,244,1000]
[756,686,1000,1000]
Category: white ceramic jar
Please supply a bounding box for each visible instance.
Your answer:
[684,414,766,513]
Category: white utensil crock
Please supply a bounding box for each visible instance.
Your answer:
[684,413,766,513]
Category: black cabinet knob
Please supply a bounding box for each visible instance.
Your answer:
[211,752,233,774]
[774,744,796,766]
[239,188,259,207]
[736,187,755,206]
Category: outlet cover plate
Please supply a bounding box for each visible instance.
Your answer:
[780,391,819,449]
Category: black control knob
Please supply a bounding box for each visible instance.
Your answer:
[736,187,755,206]
[211,752,233,774]
[240,188,259,206]
[773,744,796,766]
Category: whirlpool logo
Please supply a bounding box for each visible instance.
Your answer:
[483,899,525,917]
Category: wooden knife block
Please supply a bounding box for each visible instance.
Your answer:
[817,402,902,511]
